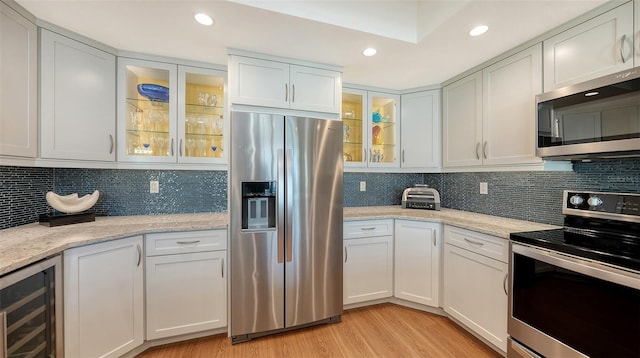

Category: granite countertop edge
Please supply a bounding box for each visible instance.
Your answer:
[0,207,559,276]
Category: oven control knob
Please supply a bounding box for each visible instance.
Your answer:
[569,195,584,206]
[587,196,603,207]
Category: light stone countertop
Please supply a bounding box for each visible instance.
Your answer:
[1,207,559,276]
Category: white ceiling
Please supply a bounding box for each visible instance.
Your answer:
[16,0,614,90]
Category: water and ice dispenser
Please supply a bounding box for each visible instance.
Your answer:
[241,181,276,230]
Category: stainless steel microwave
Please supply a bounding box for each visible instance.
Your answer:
[536,67,640,160]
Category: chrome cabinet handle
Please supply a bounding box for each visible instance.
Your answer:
[363,149,367,162]
[109,134,114,154]
[285,83,288,102]
[170,138,174,156]
[176,240,200,245]
[402,149,405,163]
[620,34,632,63]
[483,141,487,159]
[344,246,348,263]
[136,244,142,267]
[369,148,372,162]
[221,258,224,278]
[1,311,6,358]
[475,143,480,159]
[503,273,508,295]
[433,235,436,247]
[464,237,484,246]
[292,84,295,103]
[179,138,183,157]
[360,227,376,231]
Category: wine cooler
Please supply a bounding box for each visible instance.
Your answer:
[0,256,62,358]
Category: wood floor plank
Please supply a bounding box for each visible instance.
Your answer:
[136,303,502,358]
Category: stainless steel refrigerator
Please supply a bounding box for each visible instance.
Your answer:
[229,111,343,343]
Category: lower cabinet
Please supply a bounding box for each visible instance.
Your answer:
[443,226,509,353]
[343,220,394,305]
[63,236,144,358]
[145,230,227,339]
[394,220,441,307]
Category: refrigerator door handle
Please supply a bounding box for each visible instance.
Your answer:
[277,149,286,264]
[286,148,294,263]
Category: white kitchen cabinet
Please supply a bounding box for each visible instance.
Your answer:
[443,226,508,353]
[342,88,400,169]
[400,90,441,170]
[482,43,542,166]
[635,0,640,65]
[145,230,227,340]
[543,2,633,92]
[117,58,227,164]
[343,220,394,305]
[64,236,144,358]
[394,220,441,307]
[442,71,483,168]
[40,29,116,161]
[0,2,37,158]
[229,55,341,113]
[443,44,543,169]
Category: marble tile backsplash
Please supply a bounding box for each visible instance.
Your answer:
[1,159,639,229]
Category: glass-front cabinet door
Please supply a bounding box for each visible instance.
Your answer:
[342,89,367,166]
[368,92,399,168]
[118,58,177,163]
[178,66,226,164]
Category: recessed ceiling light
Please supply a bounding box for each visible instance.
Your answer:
[363,48,377,57]
[469,25,488,37]
[194,13,214,26]
[585,91,599,97]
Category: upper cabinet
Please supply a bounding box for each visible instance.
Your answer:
[400,90,441,170]
[40,29,116,161]
[342,88,400,169]
[229,55,341,114]
[117,58,227,165]
[543,2,633,92]
[635,0,640,65]
[0,2,37,158]
[443,44,543,169]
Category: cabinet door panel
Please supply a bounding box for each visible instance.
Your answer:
[635,0,640,66]
[290,65,341,113]
[229,56,289,108]
[442,71,483,167]
[343,236,393,304]
[394,220,441,307]
[342,89,367,166]
[0,3,37,158]
[543,3,633,91]
[64,236,143,358]
[400,90,441,169]
[483,44,542,166]
[444,244,508,353]
[40,29,116,161]
[146,251,226,339]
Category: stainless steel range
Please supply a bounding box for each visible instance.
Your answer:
[508,190,640,358]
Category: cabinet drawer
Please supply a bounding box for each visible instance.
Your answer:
[344,220,393,239]
[146,230,227,256]
[444,225,507,263]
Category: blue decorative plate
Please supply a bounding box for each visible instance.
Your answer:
[137,83,169,102]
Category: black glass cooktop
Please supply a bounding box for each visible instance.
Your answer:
[511,227,640,272]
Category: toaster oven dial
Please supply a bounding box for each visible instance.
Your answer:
[569,195,584,206]
[587,196,603,207]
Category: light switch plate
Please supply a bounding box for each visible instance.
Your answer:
[480,182,488,195]
[360,181,366,191]
[150,180,159,194]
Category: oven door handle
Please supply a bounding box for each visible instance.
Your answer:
[511,243,639,290]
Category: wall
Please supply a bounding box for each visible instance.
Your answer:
[2,159,640,230]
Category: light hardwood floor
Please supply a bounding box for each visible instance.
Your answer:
[136,303,502,357]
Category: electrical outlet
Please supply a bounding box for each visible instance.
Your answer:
[150,180,159,194]
[480,182,488,195]
[360,181,366,192]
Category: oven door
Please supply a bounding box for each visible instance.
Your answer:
[508,242,640,358]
